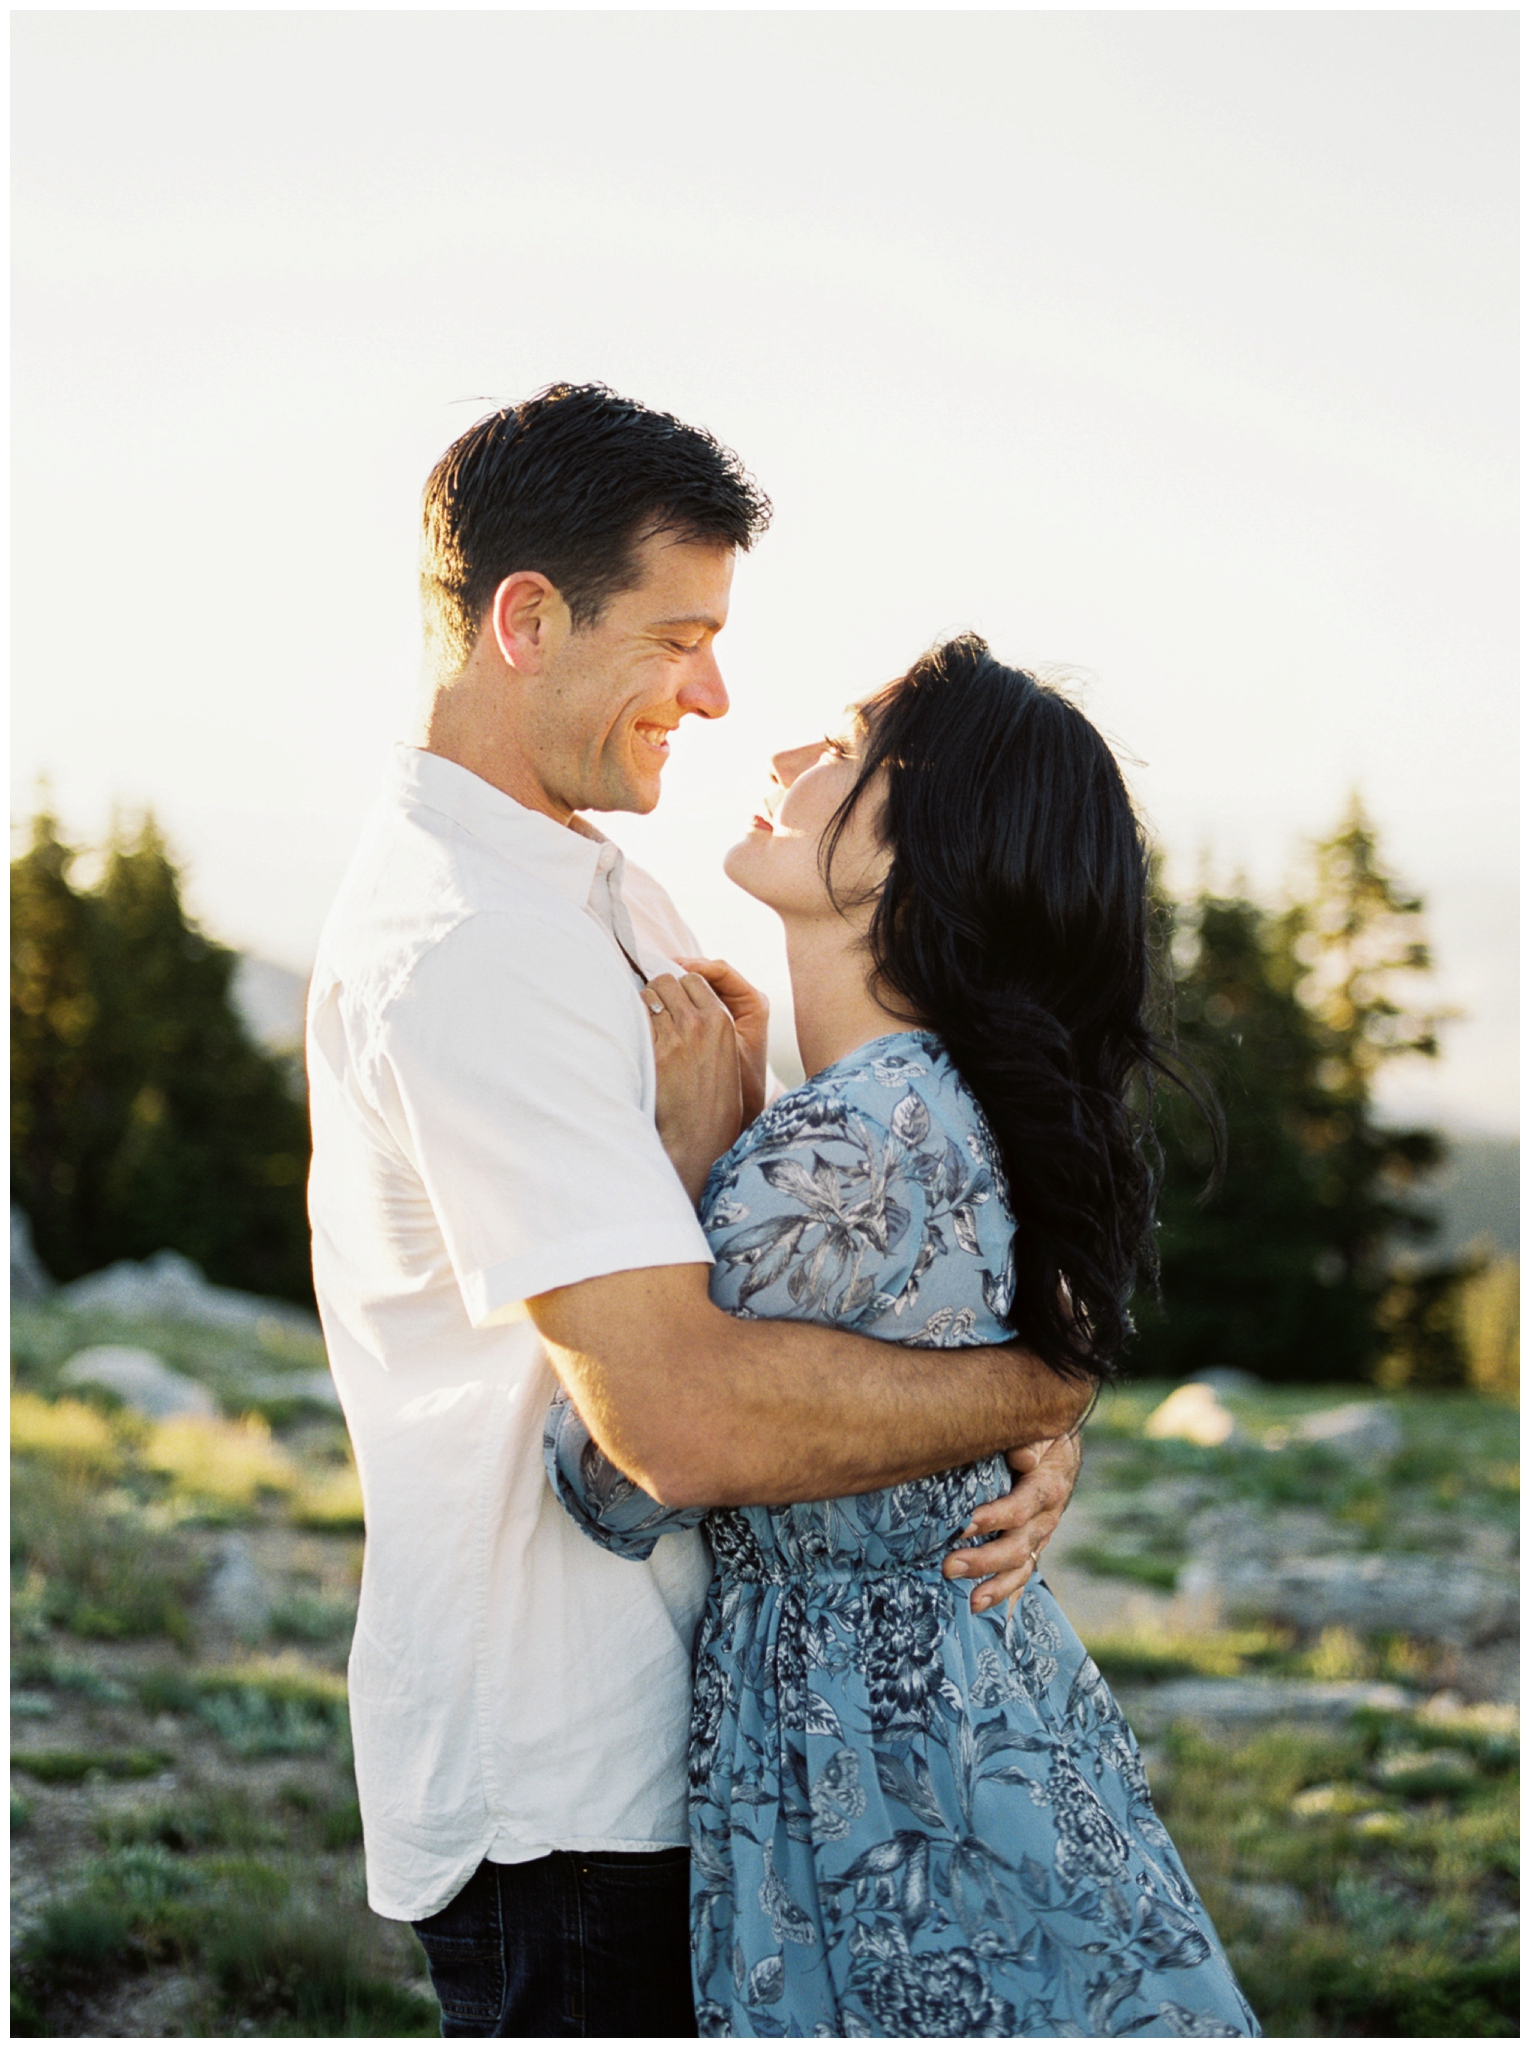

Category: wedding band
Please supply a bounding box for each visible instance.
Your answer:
[647,999,664,1014]
[1028,1549,1041,1569]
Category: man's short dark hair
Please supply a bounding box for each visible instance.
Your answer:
[420,382,772,674]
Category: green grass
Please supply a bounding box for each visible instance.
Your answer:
[1069,1544,1182,1591]
[12,1308,1515,2039]
[100,1783,286,1854]
[13,1651,134,1703]
[134,1660,351,1757]
[11,1845,436,2039]
[1155,1707,1519,2037]
[12,1457,205,1642]
[12,1748,170,1784]
[268,1590,355,1643]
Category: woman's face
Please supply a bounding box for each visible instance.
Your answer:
[723,708,889,919]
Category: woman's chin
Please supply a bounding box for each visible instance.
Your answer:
[722,836,773,904]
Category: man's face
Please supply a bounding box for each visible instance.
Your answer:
[529,530,735,817]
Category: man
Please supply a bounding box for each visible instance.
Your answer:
[307,384,1085,2038]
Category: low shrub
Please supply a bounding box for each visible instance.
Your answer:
[291,1465,365,1530]
[1151,1713,1519,2036]
[13,1839,435,2038]
[12,1748,169,1784]
[136,1659,350,1756]
[1068,1544,1182,1592]
[100,1783,285,1854]
[144,1413,296,1512]
[204,1896,433,2034]
[269,1590,355,1643]
[1086,1626,1289,1684]
[14,1651,134,1704]
[11,1391,124,1477]
[12,1460,202,1641]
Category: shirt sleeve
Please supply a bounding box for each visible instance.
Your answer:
[372,907,712,1326]
[542,1388,707,1560]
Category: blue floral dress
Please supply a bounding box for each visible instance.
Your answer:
[544,1032,1258,2039]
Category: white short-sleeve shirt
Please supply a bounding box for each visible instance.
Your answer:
[306,746,715,1922]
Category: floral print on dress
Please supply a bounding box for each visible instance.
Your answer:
[545,1032,1259,2038]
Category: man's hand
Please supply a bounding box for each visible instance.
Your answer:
[676,956,770,1124]
[644,971,744,1205]
[941,1429,1084,1613]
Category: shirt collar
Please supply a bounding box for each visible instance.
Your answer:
[387,745,624,909]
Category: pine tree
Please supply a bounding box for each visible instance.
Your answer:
[1133,799,1454,1384]
[10,812,313,1303]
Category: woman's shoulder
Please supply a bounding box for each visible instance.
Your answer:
[700,1030,1016,1339]
[704,1032,999,1197]
[748,1032,964,1140]
[811,1031,990,1141]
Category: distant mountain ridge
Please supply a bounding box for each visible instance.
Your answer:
[1424,1135,1519,1260]
[232,956,309,1054]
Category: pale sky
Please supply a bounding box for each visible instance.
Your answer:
[12,10,1518,1133]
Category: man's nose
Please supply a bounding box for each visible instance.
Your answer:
[678,649,729,721]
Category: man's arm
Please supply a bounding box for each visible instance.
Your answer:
[529,1261,1091,1509]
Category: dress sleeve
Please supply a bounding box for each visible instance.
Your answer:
[702,1094,928,1331]
[542,1388,707,1561]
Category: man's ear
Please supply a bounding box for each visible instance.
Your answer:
[489,571,568,675]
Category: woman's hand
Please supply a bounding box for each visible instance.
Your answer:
[941,1430,1084,1613]
[644,971,745,1206]
[675,957,771,1123]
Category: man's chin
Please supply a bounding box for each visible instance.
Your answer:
[585,772,663,816]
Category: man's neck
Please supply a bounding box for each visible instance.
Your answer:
[781,916,919,1077]
[415,673,575,827]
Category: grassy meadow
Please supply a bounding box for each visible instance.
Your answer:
[10,1305,1520,2037]
[10,1300,436,2038]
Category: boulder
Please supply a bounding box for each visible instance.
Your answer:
[204,1534,273,1639]
[1291,1401,1403,1463]
[11,1209,53,1302]
[1189,1368,1262,1396]
[1120,1676,1417,1735]
[56,1249,320,1342]
[58,1345,217,1422]
[1297,1401,1405,1459]
[1182,1549,1515,1646]
[1143,1383,1238,1447]
[1226,1881,1304,1931]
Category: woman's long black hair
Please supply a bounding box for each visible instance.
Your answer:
[823,634,1215,1385]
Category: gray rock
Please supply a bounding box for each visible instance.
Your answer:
[58,1345,217,1422]
[1226,1881,1304,1931]
[1121,1676,1417,1735]
[1143,1383,1239,1447]
[1190,1368,1262,1396]
[57,1249,320,1342]
[11,1208,53,1301]
[1183,1502,1362,1565]
[1292,1401,1404,1462]
[205,1534,274,1639]
[1185,1549,1515,1645]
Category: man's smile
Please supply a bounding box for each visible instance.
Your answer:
[633,720,675,759]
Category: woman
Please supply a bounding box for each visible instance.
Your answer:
[544,636,1257,2038]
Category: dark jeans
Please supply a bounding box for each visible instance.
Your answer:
[411,1849,697,2038]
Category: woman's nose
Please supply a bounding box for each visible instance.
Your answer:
[771,744,818,788]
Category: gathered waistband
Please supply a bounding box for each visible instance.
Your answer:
[714,1557,954,1587]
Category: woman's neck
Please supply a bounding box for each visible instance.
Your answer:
[782,914,919,1077]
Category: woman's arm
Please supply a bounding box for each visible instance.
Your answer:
[543,1387,707,1559]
